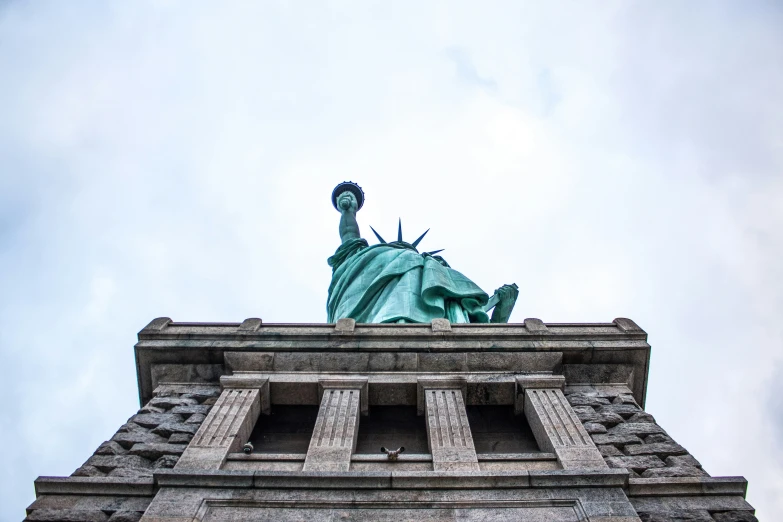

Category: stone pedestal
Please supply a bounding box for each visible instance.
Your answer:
[24,318,756,522]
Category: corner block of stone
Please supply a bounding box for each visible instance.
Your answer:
[417,377,467,415]
[591,433,643,446]
[334,317,356,333]
[624,442,687,458]
[613,317,644,333]
[140,317,171,332]
[129,443,187,460]
[72,465,106,477]
[609,422,666,436]
[319,378,368,415]
[431,318,451,332]
[95,441,128,455]
[524,318,549,333]
[604,455,665,472]
[665,454,702,468]
[712,511,759,522]
[238,317,263,331]
[130,412,184,428]
[108,512,143,522]
[640,466,708,478]
[150,422,200,437]
[515,374,566,414]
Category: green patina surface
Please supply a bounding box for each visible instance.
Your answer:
[327,184,518,324]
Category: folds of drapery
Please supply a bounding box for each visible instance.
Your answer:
[327,238,490,324]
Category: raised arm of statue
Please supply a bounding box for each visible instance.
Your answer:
[337,191,361,244]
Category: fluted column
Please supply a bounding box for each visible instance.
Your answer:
[175,377,267,470]
[303,379,367,472]
[420,378,479,471]
[517,375,607,470]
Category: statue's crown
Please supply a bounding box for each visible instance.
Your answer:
[370,219,443,256]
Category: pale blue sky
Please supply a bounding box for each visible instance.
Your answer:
[1,1,782,519]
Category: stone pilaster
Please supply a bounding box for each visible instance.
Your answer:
[303,380,366,472]
[175,381,264,470]
[420,378,479,471]
[517,375,607,470]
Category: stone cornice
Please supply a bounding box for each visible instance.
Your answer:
[134,318,651,409]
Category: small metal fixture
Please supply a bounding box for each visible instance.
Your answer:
[380,446,405,460]
[243,442,254,454]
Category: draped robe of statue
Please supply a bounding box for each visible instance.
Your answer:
[327,237,490,324]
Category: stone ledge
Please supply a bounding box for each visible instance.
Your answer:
[627,476,748,497]
[152,469,628,489]
[476,453,557,461]
[227,453,307,461]
[138,321,648,341]
[351,454,433,462]
[34,476,155,496]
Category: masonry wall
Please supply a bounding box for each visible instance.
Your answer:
[25,385,219,522]
[565,385,756,522]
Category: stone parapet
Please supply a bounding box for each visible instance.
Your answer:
[135,318,651,406]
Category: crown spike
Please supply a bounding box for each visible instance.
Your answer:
[397,219,403,242]
[425,249,445,256]
[370,226,387,244]
[411,228,430,248]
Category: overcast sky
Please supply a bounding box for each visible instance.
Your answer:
[1,1,781,519]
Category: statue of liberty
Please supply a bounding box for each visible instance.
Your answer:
[327,182,518,324]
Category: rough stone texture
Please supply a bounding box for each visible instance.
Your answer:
[26,510,110,521]
[646,434,674,444]
[606,456,666,472]
[564,388,709,480]
[26,385,213,521]
[666,455,702,468]
[184,413,207,424]
[584,422,608,434]
[711,511,759,522]
[111,431,168,448]
[130,413,183,428]
[95,441,128,456]
[640,466,708,478]
[628,412,657,423]
[598,444,624,457]
[107,513,143,522]
[592,433,644,446]
[168,433,193,444]
[108,467,153,478]
[150,422,200,437]
[625,443,687,457]
[170,404,210,417]
[153,455,179,469]
[128,442,186,460]
[638,511,713,521]
[71,465,105,477]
